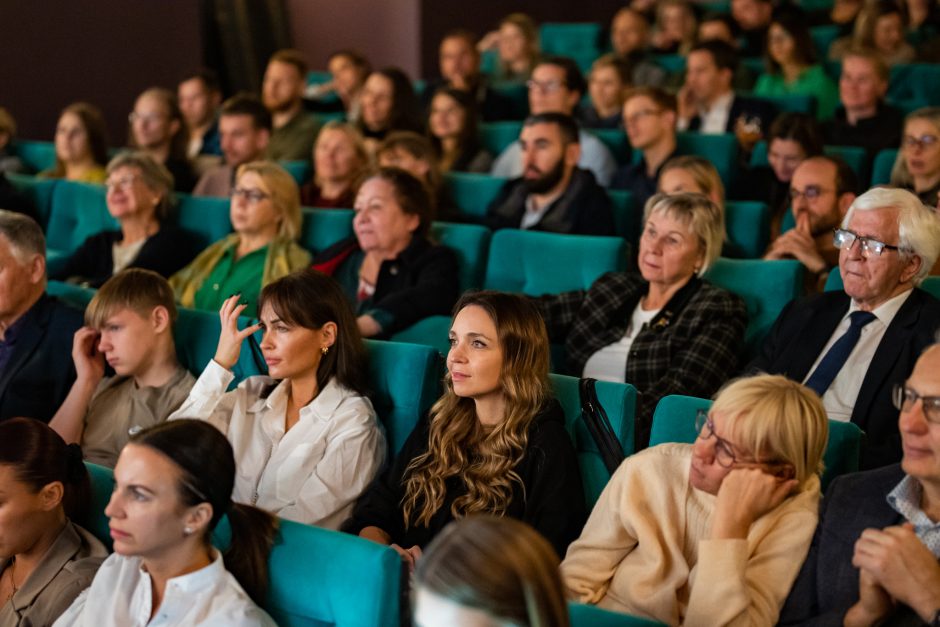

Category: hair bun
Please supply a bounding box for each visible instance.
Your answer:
[64,443,86,480]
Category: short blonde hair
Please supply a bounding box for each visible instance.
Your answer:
[711,374,828,489]
[660,155,726,205]
[891,107,940,190]
[85,268,178,328]
[643,192,724,275]
[235,161,302,240]
[314,121,369,188]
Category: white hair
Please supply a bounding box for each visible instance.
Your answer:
[842,186,940,286]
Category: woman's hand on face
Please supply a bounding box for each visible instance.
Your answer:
[213,295,262,371]
[72,326,105,384]
[710,466,798,539]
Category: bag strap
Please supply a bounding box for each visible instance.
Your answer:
[579,378,625,475]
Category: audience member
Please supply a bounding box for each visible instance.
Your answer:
[49,269,195,468]
[650,0,697,55]
[357,67,423,152]
[780,342,940,626]
[753,8,840,120]
[0,211,82,423]
[904,0,940,49]
[428,87,493,174]
[377,131,456,220]
[54,152,200,286]
[414,517,570,627]
[193,93,272,198]
[127,87,196,192]
[0,418,107,625]
[824,48,904,161]
[170,161,310,316]
[0,107,27,175]
[177,69,222,160]
[312,167,459,338]
[609,7,667,88]
[764,155,859,290]
[697,13,760,90]
[344,291,586,563]
[302,120,368,208]
[658,155,725,208]
[479,13,540,85]
[169,269,384,528]
[891,107,940,207]
[611,87,679,209]
[730,0,775,57]
[808,0,863,37]
[38,102,109,183]
[749,187,940,469]
[262,49,321,162]
[562,374,828,625]
[486,113,614,235]
[305,49,370,123]
[53,420,278,625]
[830,0,917,66]
[491,56,617,186]
[535,193,745,449]
[579,54,631,130]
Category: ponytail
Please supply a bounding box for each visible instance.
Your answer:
[224,503,279,604]
[63,443,92,523]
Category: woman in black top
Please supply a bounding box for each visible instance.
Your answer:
[343,291,586,564]
[427,87,493,174]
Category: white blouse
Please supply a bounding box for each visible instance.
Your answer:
[53,551,275,627]
[169,360,386,529]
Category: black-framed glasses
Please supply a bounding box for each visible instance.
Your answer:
[789,185,832,202]
[902,134,939,151]
[695,409,738,468]
[833,228,908,257]
[232,187,271,204]
[893,384,940,424]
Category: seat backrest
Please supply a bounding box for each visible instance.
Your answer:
[175,307,265,385]
[549,373,638,508]
[175,193,233,250]
[83,461,115,551]
[389,316,453,357]
[809,24,842,59]
[478,121,523,155]
[704,258,803,356]
[569,602,665,627]
[13,140,57,172]
[824,144,869,183]
[279,160,313,186]
[300,207,354,254]
[539,22,602,56]
[870,148,898,186]
[675,132,739,188]
[725,200,770,258]
[889,63,940,104]
[590,128,631,165]
[46,180,115,255]
[46,280,96,309]
[607,189,639,243]
[6,172,58,228]
[649,395,862,491]
[429,221,491,291]
[825,267,940,299]
[754,93,817,116]
[489,82,530,120]
[443,172,509,220]
[365,339,442,456]
[484,229,629,295]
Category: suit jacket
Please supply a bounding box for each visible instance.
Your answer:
[748,288,940,470]
[778,464,909,626]
[687,94,777,135]
[0,294,83,422]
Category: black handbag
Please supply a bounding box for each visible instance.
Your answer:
[579,377,625,475]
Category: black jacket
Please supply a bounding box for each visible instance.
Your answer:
[486,168,615,236]
[687,94,777,136]
[341,399,587,558]
[823,102,904,162]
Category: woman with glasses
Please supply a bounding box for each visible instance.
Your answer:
[891,107,940,207]
[127,87,196,192]
[562,374,828,626]
[52,151,201,287]
[170,161,310,317]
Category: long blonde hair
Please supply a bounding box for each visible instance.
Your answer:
[891,107,940,189]
[401,291,552,528]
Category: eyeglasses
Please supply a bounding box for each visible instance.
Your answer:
[526,79,566,94]
[128,112,167,124]
[232,187,270,204]
[789,185,832,202]
[624,109,662,126]
[695,409,739,468]
[902,134,939,151]
[105,175,140,190]
[893,384,940,424]
[833,228,908,257]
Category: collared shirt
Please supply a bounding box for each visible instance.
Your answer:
[521,187,565,230]
[169,360,386,529]
[887,475,940,557]
[678,91,735,134]
[82,366,196,468]
[192,245,268,316]
[804,289,912,422]
[52,550,275,627]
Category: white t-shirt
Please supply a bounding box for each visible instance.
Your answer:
[582,302,661,382]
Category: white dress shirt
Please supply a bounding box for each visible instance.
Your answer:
[169,360,386,529]
[53,550,275,627]
[677,91,735,134]
[804,290,912,423]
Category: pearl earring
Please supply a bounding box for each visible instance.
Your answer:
[183,526,193,535]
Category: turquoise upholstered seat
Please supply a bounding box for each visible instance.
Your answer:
[569,602,665,626]
[299,207,354,254]
[608,189,638,243]
[591,128,631,165]
[725,200,770,258]
[44,180,114,275]
[443,171,509,220]
[13,140,56,172]
[870,148,897,186]
[279,160,312,186]
[429,221,491,291]
[675,132,739,188]
[175,193,233,249]
[479,121,523,155]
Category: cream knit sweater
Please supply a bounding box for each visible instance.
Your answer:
[560,443,820,626]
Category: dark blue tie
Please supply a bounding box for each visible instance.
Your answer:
[804,311,877,396]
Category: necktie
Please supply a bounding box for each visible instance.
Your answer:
[804,311,877,396]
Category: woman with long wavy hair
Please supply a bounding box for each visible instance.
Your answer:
[343,291,586,568]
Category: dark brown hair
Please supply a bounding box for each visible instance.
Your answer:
[360,166,433,239]
[766,7,818,75]
[50,102,110,177]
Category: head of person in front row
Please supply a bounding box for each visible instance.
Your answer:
[414,516,570,627]
[167,269,383,528]
[0,418,107,626]
[562,374,828,626]
[891,107,940,208]
[169,160,310,317]
[345,291,586,566]
[49,269,194,469]
[40,102,109,184]
[56,420,278,624]
[311,167,459,338]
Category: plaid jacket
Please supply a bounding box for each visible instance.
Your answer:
[534,272,748,448]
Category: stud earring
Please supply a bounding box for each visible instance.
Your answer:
[321,346,329,355]
[183,526,193,535]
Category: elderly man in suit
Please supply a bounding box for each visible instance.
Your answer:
[0,210,82,422]
[749,186,940,469]
[779,342,940,625]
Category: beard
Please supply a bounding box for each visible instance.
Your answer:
[523,158,567,194]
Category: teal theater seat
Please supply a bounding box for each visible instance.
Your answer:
[6,173,58,229]
[608,189,639,243]
[84,462,115,551]
[549,373,638,508]
[651,54,686,74]
[13,140,56,172]
[675,133,740,188]
[279,160,312,186]
[175,193,233,249]
[870,148,897,186]
[479,121,523,155]
[45,180,115,275]
[824,267,940,299]
[649,394,863,491]
[306,70,332,86]
[300,207,354,254]
[704,258,803,356]
[889,64,940,106]
[590,128,631,165]
[175,307,265,385]
[824,145,869,182]
[443,171,509,220]
[489,82,530,120]
[364,339,442,456]
[570,603,665,626]
[429,221,491,291]
[46,280,96,309]
[725,200,770,258]
[539,22,602,58]
[809,24,841,59]
[754,93,817,116]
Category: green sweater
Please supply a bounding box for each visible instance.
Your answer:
[754,64,839,121]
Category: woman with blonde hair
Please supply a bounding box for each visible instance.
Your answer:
[344,291,586,565]
[650,0,698,55]
[891,106,940,206]
[562,374,829,626]
[658,155,725,207]
[479,13,540,84]
[301,120,369,209]
[414,516,570,627]
[170,161,310,316]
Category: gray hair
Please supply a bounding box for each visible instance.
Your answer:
[842,186,940,286]
[643,192,724,276]
[0,210,45,262]
[106,150,175,220]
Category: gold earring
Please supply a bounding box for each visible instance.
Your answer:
[321,346,329,355]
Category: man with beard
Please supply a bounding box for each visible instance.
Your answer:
[485,113,614,235]
[262,49,321,162]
